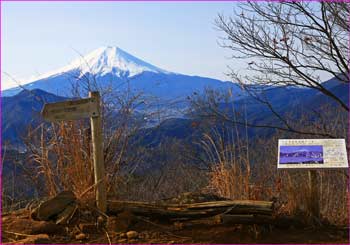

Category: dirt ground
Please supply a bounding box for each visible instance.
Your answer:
[2,210,349,244]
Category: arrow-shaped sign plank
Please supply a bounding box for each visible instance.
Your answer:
[42,98,99,122]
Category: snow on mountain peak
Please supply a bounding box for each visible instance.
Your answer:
[32,46,169,81]
[68,46,168,77]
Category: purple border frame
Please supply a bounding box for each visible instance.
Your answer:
[0,1,349,245]
[2,0,350,2]
[0,1,3,244]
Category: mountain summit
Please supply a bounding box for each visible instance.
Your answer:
[35,46,169,80]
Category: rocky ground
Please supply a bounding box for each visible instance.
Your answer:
[1,192,349,244]
[2,211,349,244]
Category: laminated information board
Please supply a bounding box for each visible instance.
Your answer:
[278,139,348,169]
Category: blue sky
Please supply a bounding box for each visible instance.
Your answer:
[2,1,242,90]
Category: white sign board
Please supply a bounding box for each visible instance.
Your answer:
[278,139,348,169]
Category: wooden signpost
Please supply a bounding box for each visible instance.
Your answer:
[42,91,107,214]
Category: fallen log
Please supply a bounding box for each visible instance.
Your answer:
[172,214,274,229]
[177,200,273,210]
[222,214,274,225]
[107,200,273,221]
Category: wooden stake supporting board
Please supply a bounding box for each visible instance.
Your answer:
[308,170,319,219]
[89,91,107,213]
[41,92,107,213]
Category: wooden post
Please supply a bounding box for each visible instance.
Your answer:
[308,170,320,220]
[89,91,107,213]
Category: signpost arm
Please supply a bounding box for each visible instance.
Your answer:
[89,91,107,213]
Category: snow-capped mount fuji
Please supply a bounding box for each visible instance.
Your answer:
[41,46,170,78]
[3,46,242,100]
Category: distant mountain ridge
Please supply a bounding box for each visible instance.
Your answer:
[3,76,347,147]
[2,89,68,145]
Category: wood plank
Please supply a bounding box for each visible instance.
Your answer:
[107,200,273,221]
[108,200,273,210]
[41,98,99,121]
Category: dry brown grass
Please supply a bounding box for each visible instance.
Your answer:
[205,132,349,225]
[200,127,251,200]
[23,121,95,200]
